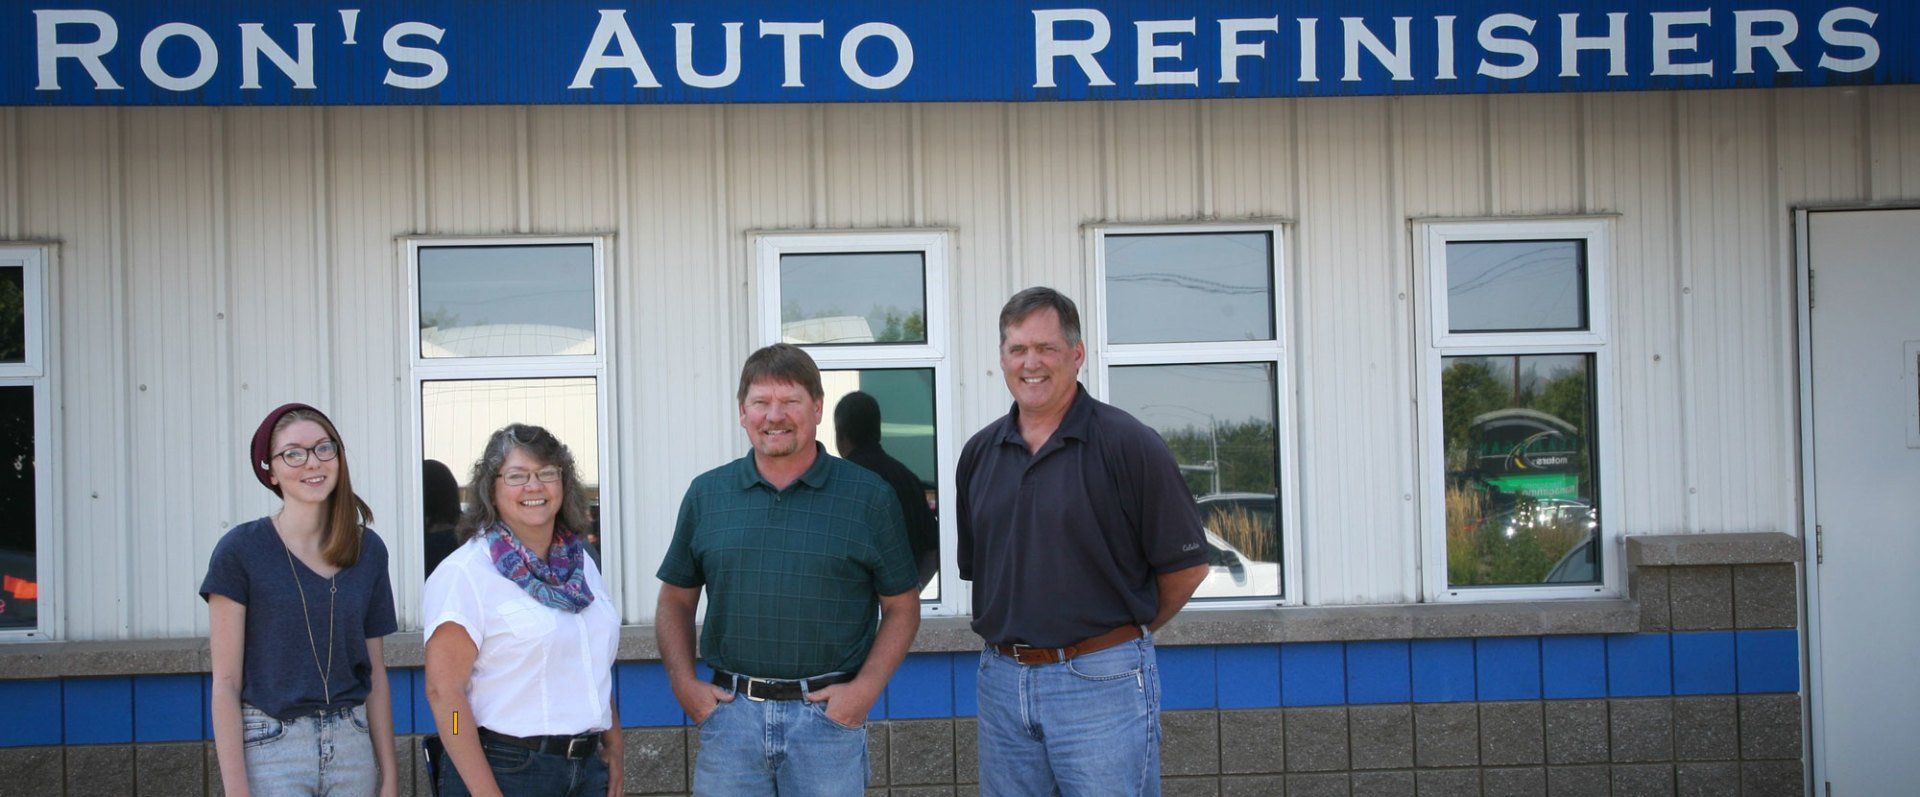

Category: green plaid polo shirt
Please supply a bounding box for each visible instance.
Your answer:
[657,444,918,679]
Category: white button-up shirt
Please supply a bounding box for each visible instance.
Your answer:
[423,537,620,737]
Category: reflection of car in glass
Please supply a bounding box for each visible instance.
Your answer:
[1192,492,1281,599]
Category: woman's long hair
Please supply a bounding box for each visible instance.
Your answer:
[272,408,372,568]
[458,424,593,543]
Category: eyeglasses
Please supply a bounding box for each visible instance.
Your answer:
[498,466,563,486]
[272,440,339,468]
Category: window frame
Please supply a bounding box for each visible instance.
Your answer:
[753,230,964,617]
[1415,218,1623,602]
[404,235,618,626]
[0,245,55,641]
[1089,222,1302,608]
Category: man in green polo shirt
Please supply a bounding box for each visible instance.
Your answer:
[656,343,921,796]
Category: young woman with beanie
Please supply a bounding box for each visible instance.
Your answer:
[201,403,401,796]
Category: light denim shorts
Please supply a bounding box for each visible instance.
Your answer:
[241,702,377,797]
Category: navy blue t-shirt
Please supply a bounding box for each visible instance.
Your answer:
[200,518,398,720]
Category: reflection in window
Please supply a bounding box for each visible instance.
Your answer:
[1105,232,1274,344]
[0,267,22,364]
[1108,363,1281,600]
[0,386,35,629]
[821,369,941,601]
[1445,240,1587,333]
[418,245,596,358]
[1441,354,1599,587]
[779,253,927,345]
[421,378,602,560]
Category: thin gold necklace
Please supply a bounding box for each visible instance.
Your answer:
[279,519,337,706]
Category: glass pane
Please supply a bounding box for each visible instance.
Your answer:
[0,266,24,364]
[419,245,596,358]
[1445,240,1588,333]
[1105,232,1274,344]
[1441,354,1601,588]
[1107,363,1281,600]
[421,378,601,575]
[0,386,36,629]
[780,253,926,345]
[821,368,941,601]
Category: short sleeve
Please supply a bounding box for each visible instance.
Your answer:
[865,488,918,597]
[199,529,250,605]
[655,487,704,588]
[421,556,484,648]
[361,531,399,638]
[1124,425,1209,573]
[954,435,980,582]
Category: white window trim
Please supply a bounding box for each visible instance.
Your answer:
[1415,218,1624,603]
[403,236,619,627]
[1088,222,1302,608]
[0,245,56,641]
[752,230,965,617]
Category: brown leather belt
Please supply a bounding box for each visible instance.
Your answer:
[991,624,1144,665]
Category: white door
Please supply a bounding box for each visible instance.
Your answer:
[1805,208,1920,793]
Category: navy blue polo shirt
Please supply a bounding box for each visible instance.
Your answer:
[956,384,1208,648]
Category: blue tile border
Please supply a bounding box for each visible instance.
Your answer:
[1411,639,1476,703]
[1345,641,1411,704]
[1280,642,1345,706]
[63,677,133,745]
[0,633,1806,746]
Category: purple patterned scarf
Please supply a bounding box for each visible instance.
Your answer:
[484,523,595,613]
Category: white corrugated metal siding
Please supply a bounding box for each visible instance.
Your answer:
[7,87,1919,639]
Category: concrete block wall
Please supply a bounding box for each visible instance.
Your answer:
[0,544,1808,796]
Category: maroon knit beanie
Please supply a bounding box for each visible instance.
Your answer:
[251,402,330,495]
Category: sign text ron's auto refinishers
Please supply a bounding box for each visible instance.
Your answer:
[8,1,1913,106]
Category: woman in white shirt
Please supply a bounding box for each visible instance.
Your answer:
[423,424,624,797]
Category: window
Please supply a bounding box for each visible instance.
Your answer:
[754,231,960,616]
[1093,225,1299,604]
[0,246,50,637]
[1416,219,1621,601]
[409,239,614,591]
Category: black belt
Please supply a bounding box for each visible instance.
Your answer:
[477,727,601,760]
[710,669,858,701]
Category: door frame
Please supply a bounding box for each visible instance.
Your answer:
[1794,203,1920,796]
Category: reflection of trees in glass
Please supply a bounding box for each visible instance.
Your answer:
[1159,419,1278,498]
[0,271,23,362]
[419,307,463,331]
[783,302,925,343]
[1441,356,1597,586]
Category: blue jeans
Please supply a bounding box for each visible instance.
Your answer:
[692,679,870,796]
[241,702,377,797]
[437,736,611,797]
[975,632,1162,797]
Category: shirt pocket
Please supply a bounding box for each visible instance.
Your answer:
[496,597,557,639]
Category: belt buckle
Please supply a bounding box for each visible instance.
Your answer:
[743,677,769,702]
[1008,643,1042,663]
[566,735,592,759]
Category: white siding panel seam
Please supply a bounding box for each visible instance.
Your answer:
[210,110,235,638]
[411,107,429,232]
[1669,93,1701,532]
[1482,95,1499,216]
[1002,105,1022,286]
[112,107,135,639]
[909,105,927,227]
[1195,102,1214,220]
[3,109,18,237]
[315,108,337,415]
[515,107,532,235]
[1099,103,1118,220]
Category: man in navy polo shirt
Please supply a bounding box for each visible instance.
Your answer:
[657,343,921,796]
[957,287,1211,796]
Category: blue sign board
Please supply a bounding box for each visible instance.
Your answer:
[5,1,1913,106]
